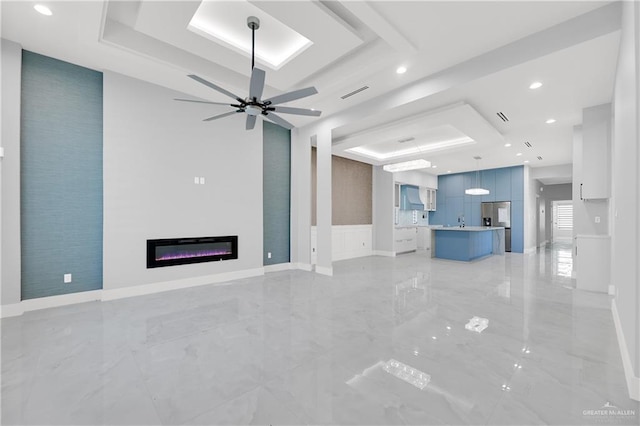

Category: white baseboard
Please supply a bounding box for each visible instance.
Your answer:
[611,299,640,401]
[0,303,24,318]
[102,268,264,301]
[0,290,103,318]
[373,250,396,257]
[315,265,333,276]
[292,262,313,271]
[0,268,266,318]
[264,263,293,273]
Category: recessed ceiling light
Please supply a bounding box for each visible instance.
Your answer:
[524,160,530,163]
[504,143,511,147]
[546,118,556,124]
[516,152,523,156]
[529,81,543,89]
[34,4,52,15]
[396,66,407,74]
[432,165,437,169]
[447,170,452,173]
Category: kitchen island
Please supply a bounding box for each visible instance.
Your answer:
[434,226,505,261]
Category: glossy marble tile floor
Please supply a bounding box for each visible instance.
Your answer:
[2,243,639,425]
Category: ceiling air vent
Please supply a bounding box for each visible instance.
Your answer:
[341,85,369,100]
[537,156,543,160]
[398,137,415,144]
[524,141,532,148]
[473,156,482,160]
[496,112,509,122]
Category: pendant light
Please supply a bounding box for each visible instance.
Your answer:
[465,156,490,195]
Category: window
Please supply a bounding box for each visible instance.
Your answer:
[556,204,573,230]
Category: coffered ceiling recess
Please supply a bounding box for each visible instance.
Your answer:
[338,103,504,166]
[104,0,363,93]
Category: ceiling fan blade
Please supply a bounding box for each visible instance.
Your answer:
[188,75,243,102]
[273,106,321,117]
[246,115,257,130]
[263,87,318,106]
[264,112,294,129]
[249,68,266,101]
[174,98,231,106]
[203,111,239,122]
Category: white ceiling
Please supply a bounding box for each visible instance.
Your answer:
[0,0,621,177]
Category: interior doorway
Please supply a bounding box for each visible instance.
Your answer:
[552,200,573,242]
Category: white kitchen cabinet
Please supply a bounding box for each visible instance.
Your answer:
[416,227,431,251]
[576,235,610,293]
[580,104,611,200]
[420,187,437,211]
[394,227,417,253]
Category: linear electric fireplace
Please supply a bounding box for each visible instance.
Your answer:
[147,236,238,268]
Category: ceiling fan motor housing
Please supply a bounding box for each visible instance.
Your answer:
[247,16,260,30]
[246,105,262,116]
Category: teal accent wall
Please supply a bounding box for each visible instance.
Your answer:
[263,122,290,265]
[20,51,103,299]
[430,166,524,253]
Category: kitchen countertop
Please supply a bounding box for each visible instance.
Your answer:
[395,225,434,229]
[434,226,505,232]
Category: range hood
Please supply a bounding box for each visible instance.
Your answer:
[402,185,425,211]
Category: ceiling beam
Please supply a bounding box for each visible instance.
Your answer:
[301,2,622,136]
[340,1,417,54]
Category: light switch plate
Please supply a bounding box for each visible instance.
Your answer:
[199,177,205,185]
[64,273,72,283]
[194,177,199,184]
[595,216,601,223]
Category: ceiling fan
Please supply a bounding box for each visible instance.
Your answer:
[175,16,321,130]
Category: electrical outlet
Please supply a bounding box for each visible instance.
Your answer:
[267,252,272,259]
[595,216,601,223]
[64,273,72,283]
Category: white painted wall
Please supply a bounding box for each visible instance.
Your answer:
[310,225,372,263]
[315,129,333,276]
[0,39,22,306]
[103,72,263,290]
[524,165,537,252]
[610,0,640,396]
[372,166,395,255]
[290,128,312,270]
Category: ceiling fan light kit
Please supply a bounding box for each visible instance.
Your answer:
[176,16,321,130]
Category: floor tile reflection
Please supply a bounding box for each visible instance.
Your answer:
[2,244,638,425]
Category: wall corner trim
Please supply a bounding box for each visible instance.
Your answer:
[292,263,313,271]
[264,263,293,273]
[315,265,334,276]
[611,298,640,401]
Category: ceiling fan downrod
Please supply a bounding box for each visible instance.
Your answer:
[247,16,260,71]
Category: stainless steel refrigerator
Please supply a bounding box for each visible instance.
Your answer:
[482,201,511,252]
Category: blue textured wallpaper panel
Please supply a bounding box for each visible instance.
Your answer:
[263,122,290,265]
[430,166,524,253]
[20,51,103,299]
